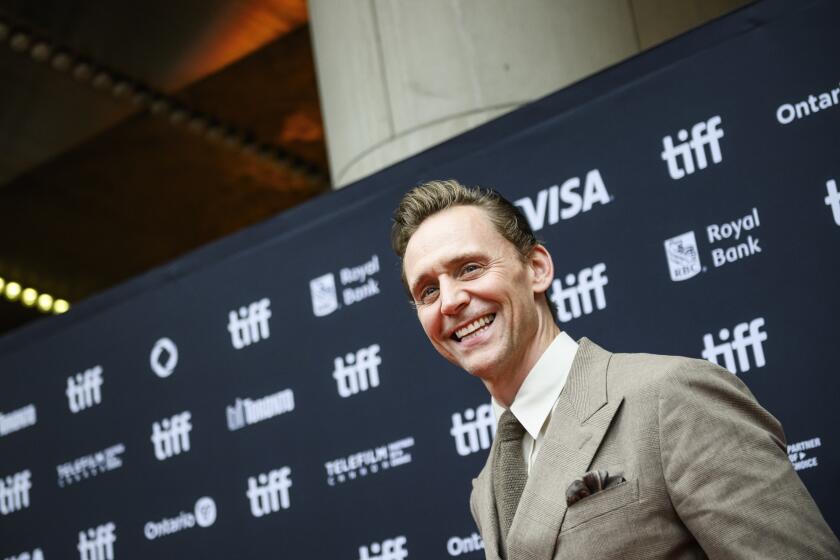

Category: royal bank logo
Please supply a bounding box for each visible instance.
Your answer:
[333,344,382,398]
[826,179,840,226]
[310,255,381,317]
[67,365,104,413]
[549,263,608,323]
[144,496,217,540]
[57,443,125,487]
[514,169,612,232]
[701,317,767,375]
[0,469,31,515]
[661,115,724,180]
[246,467,292,517]
[325,437,414,486]
[0,403,37,437]
[447,533,485,557]
[226,388,295,431]
[151,411,192,461]
[451,404,495,457]
[4,548,44,560]
[358,536,408,560]
[227,297,271,349]
[149,337,178,378]
[788,437,821,472]
[663,231,701,281]
[77,522,116,560]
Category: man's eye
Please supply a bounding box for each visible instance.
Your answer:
[460,263,481,276]
[418,286,438,304]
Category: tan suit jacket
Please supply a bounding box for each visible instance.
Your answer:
[470,338,840,559]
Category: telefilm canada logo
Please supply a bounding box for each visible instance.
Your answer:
[514,169,612,232]
[358,535,409,560]
[77,522,116,560]
[700,317,767,375]
[549,263,608,323]
[0,469,32,515]
[660,115,724,180]
[144,496,217,540]
[664,207,762,282]
[57,443,125,487]
[450,403,495,457]
[324,437,414,486]
[787,437,821,472]
[0,403,37,437]
[310,254,381,317]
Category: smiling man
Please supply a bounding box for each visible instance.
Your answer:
[391,180,839,560]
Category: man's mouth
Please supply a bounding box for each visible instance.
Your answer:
[452,313,496,342]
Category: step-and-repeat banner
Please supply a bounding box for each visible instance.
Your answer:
[2,0,838,558]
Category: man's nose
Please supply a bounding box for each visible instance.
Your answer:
[439,278,469,315]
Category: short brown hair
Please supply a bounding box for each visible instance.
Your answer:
[391,179,557,321]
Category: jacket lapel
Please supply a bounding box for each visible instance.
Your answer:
[506,338,623,560]
[473,433,503,559]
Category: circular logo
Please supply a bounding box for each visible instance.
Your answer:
[150,337,178,378]
[194,496,217,528]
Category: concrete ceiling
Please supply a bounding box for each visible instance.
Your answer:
[0,0,329,334]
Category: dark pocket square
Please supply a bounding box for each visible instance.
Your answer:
[565,469,626,506]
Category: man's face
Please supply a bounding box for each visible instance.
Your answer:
[402,205,547,383]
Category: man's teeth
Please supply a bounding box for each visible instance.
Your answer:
[456,314,495,340]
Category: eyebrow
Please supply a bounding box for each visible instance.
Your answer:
[409,251,486,296]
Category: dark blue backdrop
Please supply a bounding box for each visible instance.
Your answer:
[1,0,838,558]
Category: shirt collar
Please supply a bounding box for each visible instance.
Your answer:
[492,331,579,439]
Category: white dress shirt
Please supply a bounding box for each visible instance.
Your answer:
[492,331,579,474]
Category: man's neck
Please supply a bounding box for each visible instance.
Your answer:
[485,319,561,408]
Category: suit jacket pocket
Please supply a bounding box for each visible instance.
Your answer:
[561,478,639,532]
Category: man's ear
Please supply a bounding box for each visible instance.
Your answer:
[529,245,554,295]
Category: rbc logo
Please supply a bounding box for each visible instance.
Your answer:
[450,404,495,457]
[661,116,724,180]
[310,273,339,317]
[66,366,104,413]
[549,263,608,323]
[664,231,702,281]
[333,344,382,398]
[151,411,192,461]
[701,317,767,374]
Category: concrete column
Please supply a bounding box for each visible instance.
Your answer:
[309,0,748,188]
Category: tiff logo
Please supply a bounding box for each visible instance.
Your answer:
[247,467,292,517]
[451,404,495,457]
[826,179,840,226]
[5,548,44,560]
[358,536,409,560]
[67,365,104,413]
[661,115,724,180]
[701,317,767,374]
[550,263,608,323]
[227,297,271,349]
[333,344,382,398]
[0,469,31,515]
[77,522,116,560]
[151,411,192,461]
